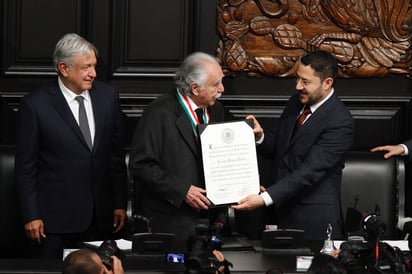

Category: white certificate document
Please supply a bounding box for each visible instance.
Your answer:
[198,120,260,206]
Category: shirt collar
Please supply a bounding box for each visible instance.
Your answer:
[58,77,91,102]
[308,88,334,113]
[185,93,201,110]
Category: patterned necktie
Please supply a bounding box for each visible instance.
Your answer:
[296,105,311,128]
[195,108,204,124]
[293,105,311,135]
[75,96,93,150]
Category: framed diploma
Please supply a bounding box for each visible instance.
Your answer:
[198,120,260,207]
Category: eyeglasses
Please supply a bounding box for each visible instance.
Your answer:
[295,76,327,87]
[295,76,313,87]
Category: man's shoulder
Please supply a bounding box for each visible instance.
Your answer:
[91,80,117,93]
[148,90,176,108]
[329,93,352,115]
[22,81,58,101]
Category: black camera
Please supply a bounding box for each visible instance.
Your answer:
[339,238,375,273]
[338,214,411,274]
[185,224,224,274]
[96,240,120,270]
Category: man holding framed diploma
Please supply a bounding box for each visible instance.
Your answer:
[198,120,260,207]
[128,52,238,241]
[231,51,354,240]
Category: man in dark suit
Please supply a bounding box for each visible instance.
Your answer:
[232,50,355,240]
[128,52,230,240]
[15,33,128,258]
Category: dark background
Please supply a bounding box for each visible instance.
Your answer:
[1,0,411,215]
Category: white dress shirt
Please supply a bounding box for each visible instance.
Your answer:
[58,77,95,145]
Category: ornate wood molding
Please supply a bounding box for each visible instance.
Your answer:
[216,0,412,78]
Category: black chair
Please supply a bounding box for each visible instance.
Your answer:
[341,151,405,239]
[0,146,29,258]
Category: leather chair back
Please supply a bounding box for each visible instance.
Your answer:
[0,146,29,257]
[341,151,405,239]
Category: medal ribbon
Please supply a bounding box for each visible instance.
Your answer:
[176,90,210,131]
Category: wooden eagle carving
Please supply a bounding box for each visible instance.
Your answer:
[216,0,412,78]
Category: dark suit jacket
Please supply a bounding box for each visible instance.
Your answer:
[128,90,226,240]
[15,80,128,234]
[258,92,354,240]
[403,140,412,161]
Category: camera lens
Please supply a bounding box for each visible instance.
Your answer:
[97,240,119,270]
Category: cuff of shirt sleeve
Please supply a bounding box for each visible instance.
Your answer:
[401,144,408,156]
[256,133,264,144]
[260,191,273,206]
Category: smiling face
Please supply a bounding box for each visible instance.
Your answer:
[295,62,333,106]
[190,61,225,108]
[58,49,97,94]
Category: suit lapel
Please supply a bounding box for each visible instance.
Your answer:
[174,99,200,156]
[290,93,338,143]
[89,86,102,152]
[287,100,303,145]
[49,82,92,151]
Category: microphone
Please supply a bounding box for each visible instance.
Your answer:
[361,213,386,243]
[396,217,412,251]
[397,217,412,234]
[132,214,152,233]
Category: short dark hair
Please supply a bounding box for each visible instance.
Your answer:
[300,50,338,83]
[62,249,102,274]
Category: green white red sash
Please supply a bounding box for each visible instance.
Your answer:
[176,89,210,132]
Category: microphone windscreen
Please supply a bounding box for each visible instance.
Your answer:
[403,221,412,234]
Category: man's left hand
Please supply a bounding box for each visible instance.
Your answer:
[231,194,265,211]
[113,209,126,233]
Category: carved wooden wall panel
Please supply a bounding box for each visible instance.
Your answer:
[111,0,192,77]
[216,0,412,78]
[2,0,87,76]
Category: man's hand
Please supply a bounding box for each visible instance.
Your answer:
[110,255,124,274]
[212,250,225,274]
[231,194,265,211]
[185,185,210,210]
[370,145,405,159]
[113,209,126,233]
[102,255,124,274]
[246,115,263,142]
[24,219,46,244]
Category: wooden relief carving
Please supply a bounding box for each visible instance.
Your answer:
[216,0,412,78]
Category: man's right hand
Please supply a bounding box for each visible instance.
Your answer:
[104,256,124,274]
[185,185,210,210]
[24,219,46,244]
[246,115,263,142]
